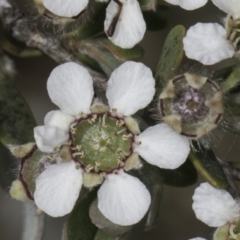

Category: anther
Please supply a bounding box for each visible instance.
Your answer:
[122,133,133,140]
[72,151,84,158]
[70,125,77,134]
[85,164,94,172]
[116,129,126,135]
[102,114,107,127]
[116,119,125,127]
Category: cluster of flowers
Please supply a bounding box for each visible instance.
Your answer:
[6,0,240,239]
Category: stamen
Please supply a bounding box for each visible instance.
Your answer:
[85,164,94,172]
[116,119,125,127]
[122,133,133,140]
[100,172,107,178]
[71,145,82,151]
[102,114,107,127]
[70,125,77,134]
[72,151,84,158]
[116,128,126,135]
[88,114,97,124]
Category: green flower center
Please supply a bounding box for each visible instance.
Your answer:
[70,113,134,172]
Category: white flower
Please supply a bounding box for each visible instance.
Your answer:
[183,22,235,65]
[33,61,190,226]
[42,0,145,49]
[192,182,239,227]
[42,0,88,18]
[164,0,207,10]
[211,0,240,20]
[104,0,146,48]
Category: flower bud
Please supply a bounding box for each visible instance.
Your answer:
[158,73,223,139]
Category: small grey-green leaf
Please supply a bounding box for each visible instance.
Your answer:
[0,141,18,190]
[129,161,162,231]
[94,230,127,240]
[220,64,240,93]
[0,62,36,145]
[160,159,198,187]
[143,6,168,31]
[155,25,186,92]
[75,38,144,77]
[63,189,98,240]
[189,144,229,189]
[89,199,133,236]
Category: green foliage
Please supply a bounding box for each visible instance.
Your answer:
[130,161,162,231]
[0,62,35,145]
[77,38,144,76]
[89,200,133,236]
[155,25,186,92]
[189,144,229,189]
[94,230,125,240]
[143,6,168,31]
[220,64,240,93]
[0,141,18,190]
[63,189,98,240]
[161,159,198,187]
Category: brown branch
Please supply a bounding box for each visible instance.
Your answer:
[2,8,107,91]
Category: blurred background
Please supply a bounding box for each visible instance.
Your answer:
[1,1,239,239]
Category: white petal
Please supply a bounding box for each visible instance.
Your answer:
[34,126,69,153]
[44,110,75,132]
[134,123,190,169]
[97,171,151,226]
[104,0,146,48]
[34,161,83,217]
[192,183,239,227]
[47,62,94,116]
[106,61,155,116]
[43,0,88,18]
[212,0,240,19]
[183,23,235,65]
[165,0,207,10]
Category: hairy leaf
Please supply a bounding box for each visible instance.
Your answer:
[129,161,162,230]
[161,159,197,187]
[189,144,229,189]
[155,25,186,92]
[89,199,133,236]
[62,189,98,240]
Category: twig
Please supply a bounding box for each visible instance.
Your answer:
[2,9,107,91]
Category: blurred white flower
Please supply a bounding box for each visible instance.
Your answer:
[33,61,190,225]
[164,0,207,10]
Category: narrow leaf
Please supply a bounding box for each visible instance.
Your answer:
[129,161,162,231]
[189,144,229,189]
[94,230,125,240]
[143,6,168,31]
[62,189,98,240]
[89,199,132,237]
[155,25,186,91]
[220,64,240,93]
[0,61,36,145]
[161,159,198,187]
